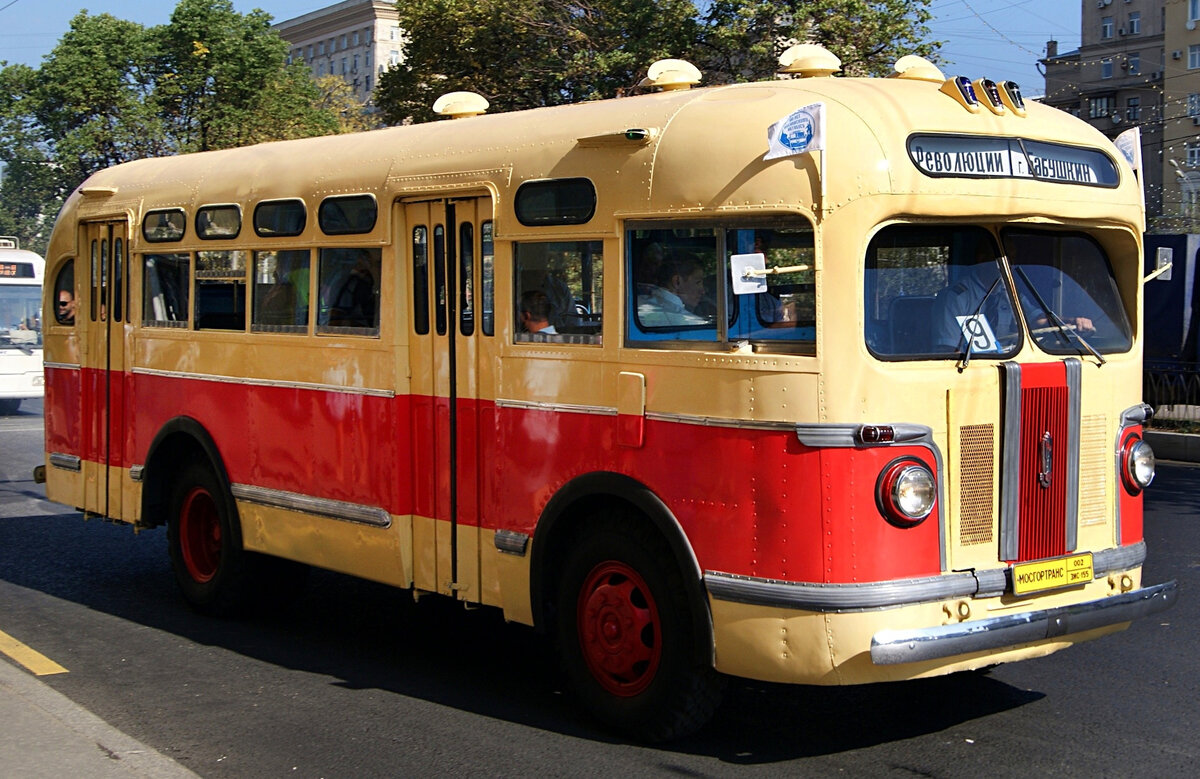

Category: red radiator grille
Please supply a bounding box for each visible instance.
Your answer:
[1017,383,1069,562]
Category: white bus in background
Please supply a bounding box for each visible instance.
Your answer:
[0,236,44,414]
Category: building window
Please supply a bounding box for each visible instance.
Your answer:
[1188,94,1200,117]
[390,27,399,41]
[1191,0,1200,23]
[1127,97,1140,120]
[352,31,360,47]
[1089,96,1115,118]
[1129,12,1140,34]
[306,45,312,59]
[1101,16,1113,39]
[1188,143,1200,167]
[318,63,326,77]
[1128,52,1140,74]
[317,42,324,55]
[390,50,400,66]
[353,54,359,72]
[1191,45,1200,70]
[1101,58,1113,79]
[341,58,347,75]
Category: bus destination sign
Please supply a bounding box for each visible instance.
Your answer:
[0,262,35,278]
[908,135,1119,188]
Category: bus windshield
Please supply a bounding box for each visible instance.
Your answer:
[0,284,42,349]
[864,225,1020,361]
[1002,228,1132,356]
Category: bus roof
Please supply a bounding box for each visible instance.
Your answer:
[61,66,1141,237]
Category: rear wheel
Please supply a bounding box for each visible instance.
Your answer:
[556,515,723,742]
[167,462,253,616]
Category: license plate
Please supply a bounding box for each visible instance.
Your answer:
[1011,552,1094,596]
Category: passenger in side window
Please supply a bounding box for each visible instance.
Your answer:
[519,289,558,334]
[637,251,711,327]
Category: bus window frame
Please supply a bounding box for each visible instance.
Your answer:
[624,217,817,354]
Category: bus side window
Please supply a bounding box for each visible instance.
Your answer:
[143,253,190,328]
[627,228,719,343]
[317,247,381,336]
[513,241,603,344]
[252,249,310,333]
[53,260,76,326]
[195,250,247,331]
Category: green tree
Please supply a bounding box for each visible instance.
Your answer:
[376,0,699,125]
[314,75,382,134]
[374,0,939,125]
[698,0,939,82]
[0,0,341,253]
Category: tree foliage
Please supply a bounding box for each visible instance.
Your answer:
[377,0,700,125]
[377,0,939,124]
[0,0,342,253]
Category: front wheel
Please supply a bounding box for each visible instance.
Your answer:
[556,516,723,742]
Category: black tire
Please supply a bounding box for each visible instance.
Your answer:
[556,514,724,742]
[0,398,20,415]
[166,461,255,616]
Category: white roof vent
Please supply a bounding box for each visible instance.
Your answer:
[890,55,946,83]
[639,58,702,91]
[777,44,841,78]
[432,91,489,119]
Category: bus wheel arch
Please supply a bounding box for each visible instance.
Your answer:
[530,472,722,740]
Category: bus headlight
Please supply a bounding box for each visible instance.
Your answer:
[1122,436,1155,494]
[877,459,936,527]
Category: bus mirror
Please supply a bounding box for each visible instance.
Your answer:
[731,253,768,295]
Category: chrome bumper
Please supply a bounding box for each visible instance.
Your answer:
[870,580,1177,665]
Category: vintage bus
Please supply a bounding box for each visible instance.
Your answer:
[0,236,44,414]
[39,45,1176,740]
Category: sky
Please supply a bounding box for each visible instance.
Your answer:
[0,0,1080,98]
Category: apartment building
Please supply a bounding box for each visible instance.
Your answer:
[274,0,403,104]
[1042,0,1166,220]
[1162,0,1200,229]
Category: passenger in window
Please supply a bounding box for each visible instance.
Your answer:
[56,289,77,325]
[637,251,711,327]
[324,250,378,328]
[519,289,558,334]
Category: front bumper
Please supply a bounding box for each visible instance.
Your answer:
[870,579,1177,665]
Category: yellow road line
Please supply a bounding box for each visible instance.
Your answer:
[0,629,68,676]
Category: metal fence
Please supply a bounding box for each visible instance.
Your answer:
[1144,362,1200,428]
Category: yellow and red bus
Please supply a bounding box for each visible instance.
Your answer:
[39,45,1175,740]
[1,236,44,414]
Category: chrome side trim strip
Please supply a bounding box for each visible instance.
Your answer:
[494,398,617,416]
[494,530,530,556]
[230,484,391,528]
[48,453,81,472]
[42,362,81,371]
[129,465,144,482]
[131,367,395,398]
[870,580,1177,665]
[651,412,795,431]
[705,541,1147,613]
[1065,358,1082,551]
[1000,361,1022,561]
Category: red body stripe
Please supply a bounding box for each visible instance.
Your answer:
[48,368,943,584]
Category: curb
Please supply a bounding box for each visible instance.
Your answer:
[0,658,198,778]
[1144,430,1200,463]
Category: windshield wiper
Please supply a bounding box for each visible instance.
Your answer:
[1014,267,1105,366]
[956,276,1002,373]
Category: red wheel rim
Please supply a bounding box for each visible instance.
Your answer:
[179,486,221,583]
[576,561,662,697]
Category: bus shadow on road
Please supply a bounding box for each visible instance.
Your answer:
[0,511,1043,759]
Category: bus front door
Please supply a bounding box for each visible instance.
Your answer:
[80,220,129,522]
[405,197,493,603]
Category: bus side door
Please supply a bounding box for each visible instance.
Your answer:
[80,220,129,522]
[405,197,493,602]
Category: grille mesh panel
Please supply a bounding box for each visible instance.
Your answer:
[1079,414,1108,526]
[958,424,994,546]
